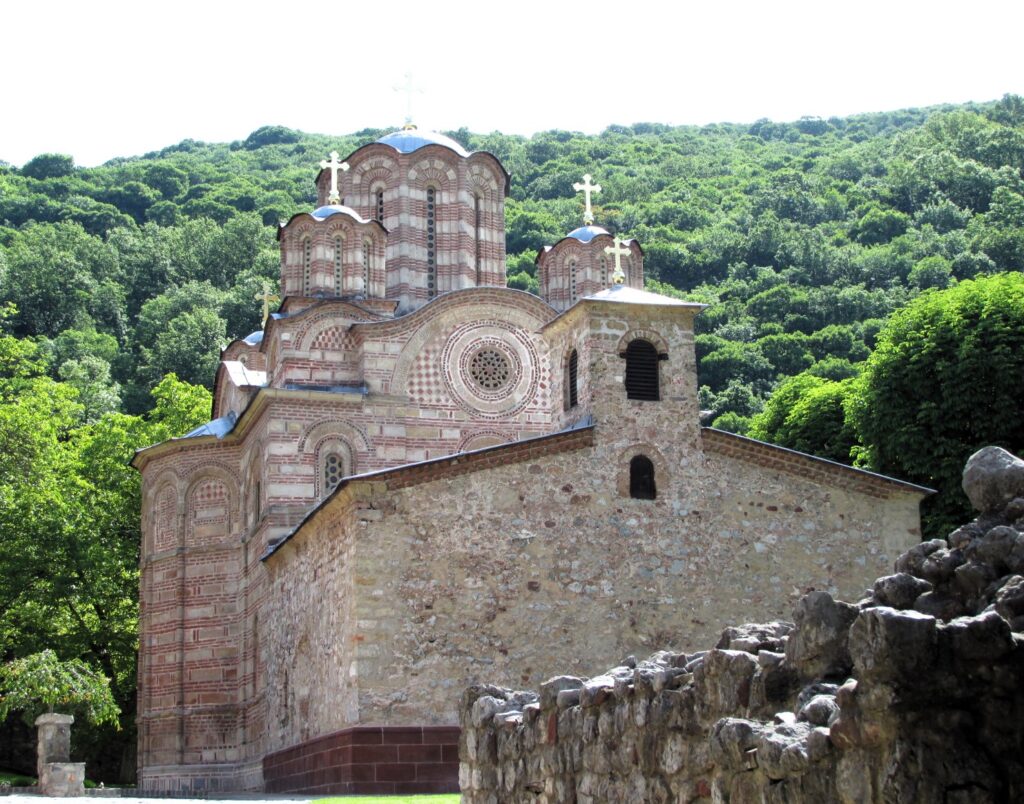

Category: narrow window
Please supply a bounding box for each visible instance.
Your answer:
[474,194,482,285]
[625,339,660,401]
[601,256,608,286]
[565,348,579,410]
[426,187,437,298]
[569,259,578,304]
[362,240,370,295]
[323,452,345,497]
[333,236,343,296]
[254,480,261,522]
[629,455,656,499]
[376,190,384,222]
[302,237,312,295]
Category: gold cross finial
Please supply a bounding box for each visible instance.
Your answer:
[604,236,630,285]
[319,151,350,205]
[572,173,602,225]
[254,281,281,327]
[393,71,424,128]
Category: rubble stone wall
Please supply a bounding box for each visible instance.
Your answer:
[460,447,1024,803]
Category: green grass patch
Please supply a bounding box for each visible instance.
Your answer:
[0,768,36,786]
[315,797,459,804]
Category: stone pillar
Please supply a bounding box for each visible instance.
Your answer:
[35,713,84,796]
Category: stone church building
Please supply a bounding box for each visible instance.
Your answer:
[132,127,929,794]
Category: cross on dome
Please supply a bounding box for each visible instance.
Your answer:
[319,151,349,205]
[254,280,281,327]
[604,236,630,285]
[393,71,424,129]
[573,174,602,225]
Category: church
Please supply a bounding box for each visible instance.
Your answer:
[132,125,929,794]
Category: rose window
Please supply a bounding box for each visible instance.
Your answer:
[469,349,511,391]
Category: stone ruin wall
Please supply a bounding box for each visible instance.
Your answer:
[460,447,1024,803]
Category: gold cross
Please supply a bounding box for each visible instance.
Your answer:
[254,281,281,327]
[572,174,602,225]
[604,237,630,285]
[393,71,423,128]
[319,151,350,205]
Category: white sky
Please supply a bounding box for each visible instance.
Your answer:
[2,0,1021,167]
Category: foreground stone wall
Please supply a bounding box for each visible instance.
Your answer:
[460,447,1024,803]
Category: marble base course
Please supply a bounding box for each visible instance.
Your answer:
[262,725,459,794]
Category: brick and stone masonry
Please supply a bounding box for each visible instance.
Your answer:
[133,128,929,794]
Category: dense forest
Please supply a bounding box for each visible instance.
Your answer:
[1,96,1023,780]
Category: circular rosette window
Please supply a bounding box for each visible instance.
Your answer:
[442,321,539,419]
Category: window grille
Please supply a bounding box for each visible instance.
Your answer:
[426,187,437,298]
[566,349,579,410]
[333,236,343,295]
[625,339,660,400]
[302,238,312,295]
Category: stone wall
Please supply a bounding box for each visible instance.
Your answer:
[459,447,1024,803]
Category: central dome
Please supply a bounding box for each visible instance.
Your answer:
[375,128,470,158]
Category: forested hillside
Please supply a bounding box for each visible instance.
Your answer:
[1,96,1023,780]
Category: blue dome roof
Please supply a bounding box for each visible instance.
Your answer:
[243,330,264,345]
[375,129,470,157]
[566,225,610,243]
[311,204,368,222]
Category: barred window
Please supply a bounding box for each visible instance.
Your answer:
[426,187,437,298]
[376,190,385,222]
[302,237,312,295]
[565,349,579,410]
[624,339,660,401]
[333,236,343,295]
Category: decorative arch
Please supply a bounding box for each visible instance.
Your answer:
[184,465,240,547]
[615,327,670,358]
[149,476,181,554]
[458,430,514,452]
[408,158,456,191]
[298,419,371,455]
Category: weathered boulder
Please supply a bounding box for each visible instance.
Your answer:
[784,591,858,679]
[871,573,932,609]
[963,446,1024,514]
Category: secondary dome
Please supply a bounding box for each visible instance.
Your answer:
[566,225,610,243]
[375,129,470,158]
[243,330,264,345]
[310,204,369,222]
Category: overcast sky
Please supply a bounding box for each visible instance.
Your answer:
[2,0,1021,167]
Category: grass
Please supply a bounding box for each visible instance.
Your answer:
[0,769,36,786]
[316,797,459,803]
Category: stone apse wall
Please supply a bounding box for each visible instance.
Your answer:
[459,447,1024,804]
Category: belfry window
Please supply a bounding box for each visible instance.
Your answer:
[629,455,656,500]
[569,260,578,304]
[375,190,384,223]
[333,236,343,295]
[624,339,660,401]
[426,187,437,298]
[565,349,579,410]
[302,237,312,295]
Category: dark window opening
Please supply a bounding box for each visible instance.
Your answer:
[625,339,660,400]
[566,349,579,410]
[630,455,656,499]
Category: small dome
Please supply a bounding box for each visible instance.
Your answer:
[375,129,470,158]
[243,330,264,345]
[311,204,369,222]
[566,225,610,243]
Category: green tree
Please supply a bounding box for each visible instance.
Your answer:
[0,650,120,726]
[849,273,1024,537]
[20,154,75,180]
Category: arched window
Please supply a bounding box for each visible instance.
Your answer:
[375,189,385,223]
[474,194,482,284]
[564,348,579,411]
[625,339,660,401]
[629,455,656,500]
[569,259,578,304]
[302,237,312,295]
[333,235,343,296]
[362,240,371,294]
[323,451,346,497]
[426,187,437,298]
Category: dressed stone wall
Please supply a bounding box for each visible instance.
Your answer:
[459,447,1024,803]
